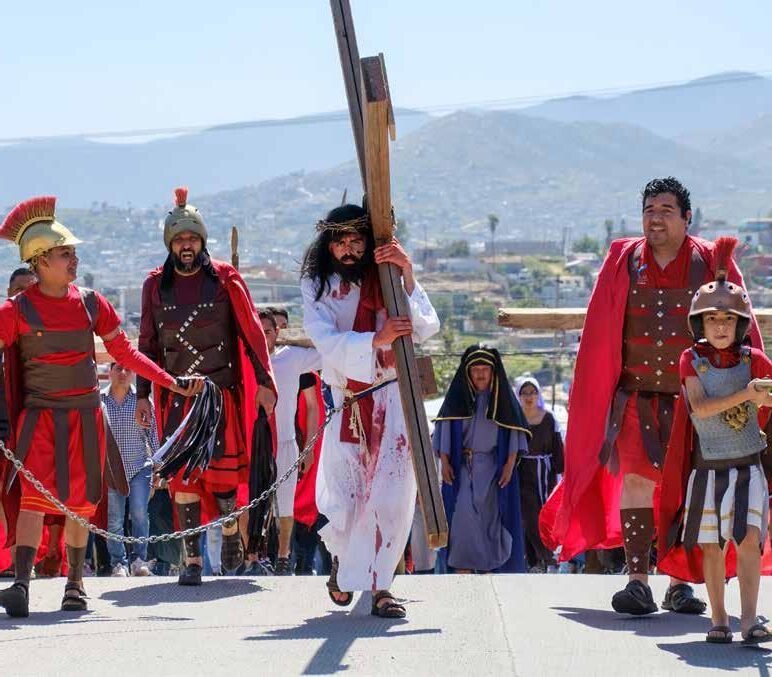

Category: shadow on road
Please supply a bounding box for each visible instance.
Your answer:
[553,606,728,638]
[0,609,97,633]
[101,578,264,607]
[658,640,772,673]
[244,595,442,675]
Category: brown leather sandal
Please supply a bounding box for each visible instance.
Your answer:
[61,582,88,612]
[326,557,353,607]
[371,591,406,619]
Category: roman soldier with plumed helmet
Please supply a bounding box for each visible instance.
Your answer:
[0,196,202,618]
[136,187,276,586]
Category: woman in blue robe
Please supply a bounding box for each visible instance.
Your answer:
[432,345,529,573]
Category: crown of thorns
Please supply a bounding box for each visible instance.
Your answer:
[315,215,371,235]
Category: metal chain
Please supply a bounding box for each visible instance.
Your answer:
[0,408,333,545]
[0,377,393,545]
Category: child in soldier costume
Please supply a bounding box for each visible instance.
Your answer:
[658,237,772,645]
[0,196,201,618]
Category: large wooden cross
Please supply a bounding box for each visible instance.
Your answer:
[330,0,448,549]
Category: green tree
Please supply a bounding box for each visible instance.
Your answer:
[488,213,499,269]
[447,240,470,258]
[572,235,601,254]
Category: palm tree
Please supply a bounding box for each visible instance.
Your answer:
[488,213,499,270]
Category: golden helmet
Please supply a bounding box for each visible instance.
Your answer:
[0,196,82,262]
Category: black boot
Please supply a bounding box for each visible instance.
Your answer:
[176,502,203,587]
[1,545,35,618]
[178,563,203,586]
[661,583,706,615]
[611,580,658,615]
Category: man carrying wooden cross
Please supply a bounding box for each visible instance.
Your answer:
[300,203,439,618]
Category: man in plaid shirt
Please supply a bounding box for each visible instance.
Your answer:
[101,363,159,576]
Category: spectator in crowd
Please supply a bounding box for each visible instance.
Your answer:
[433,345,529,573]
[270,307,289,331]
[259,309,320,575]
[101,362,159,577]
[515,376,564,572]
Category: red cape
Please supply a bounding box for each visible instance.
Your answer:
[539,235,762,567]
[143,260,277,518]
[293,374,325,527]
[657,388,772,581]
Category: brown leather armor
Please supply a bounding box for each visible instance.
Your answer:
[153,274,237,388]
[601,243,710,470]
[620,244,707,395]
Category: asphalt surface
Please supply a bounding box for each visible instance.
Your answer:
[1,574,770,675]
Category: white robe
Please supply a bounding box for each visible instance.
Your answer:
[301,273,439,591]
[270,345,322,517]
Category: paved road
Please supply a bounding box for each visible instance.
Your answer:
[1,574,770,675]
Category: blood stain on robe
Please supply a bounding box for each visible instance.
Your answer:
[331,280,351,300]
[375,522,383,555]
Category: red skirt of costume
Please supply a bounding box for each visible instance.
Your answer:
[16,407,106,517]
[164,388,248,496]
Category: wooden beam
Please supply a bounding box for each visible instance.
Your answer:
[498,307,772,335]
[330,0,367,190]
[361,55,448,549]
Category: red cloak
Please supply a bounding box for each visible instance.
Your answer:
[538,236,762,568]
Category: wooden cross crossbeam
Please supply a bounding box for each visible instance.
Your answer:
[330,0,448,548]
[498,307,772,335]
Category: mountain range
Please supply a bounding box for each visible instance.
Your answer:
[1,70,771,261]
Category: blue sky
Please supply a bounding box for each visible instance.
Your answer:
[1,0,770,139]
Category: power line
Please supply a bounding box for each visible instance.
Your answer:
[1,69,770,145]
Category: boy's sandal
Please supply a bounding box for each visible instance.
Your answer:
[742,621,772,646]
[326,557,353,607]
[371,591,406,619]
[705,625,733,643]
[61,582,88,612]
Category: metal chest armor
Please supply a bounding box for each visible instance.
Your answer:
[153,273,237,388]
[620,243,708,394]
[689,347,766,461]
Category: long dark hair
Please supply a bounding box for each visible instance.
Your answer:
[300,204,375,301]
[160,247,218,293]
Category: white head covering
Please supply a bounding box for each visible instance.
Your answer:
[513,374,562,434]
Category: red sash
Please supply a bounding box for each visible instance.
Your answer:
[340,269,384,445]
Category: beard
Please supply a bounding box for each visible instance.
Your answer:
[172,250,205,273]
[332,254,369,285]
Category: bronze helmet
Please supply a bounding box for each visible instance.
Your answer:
[687,237,751,342]
[163,187,207,250]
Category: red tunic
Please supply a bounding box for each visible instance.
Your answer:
[0,284,173,520]
[538,236,762,565]
[657,345,772,581]
[0,284,174,545]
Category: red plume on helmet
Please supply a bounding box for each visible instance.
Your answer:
[174,187,188,208]
[713,236,738,284]
[0,196,56,243]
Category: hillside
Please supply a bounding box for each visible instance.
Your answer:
[0,109,430,209]
[679,112,772,173]
[194,109,772,255]
[522,72,772,139]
